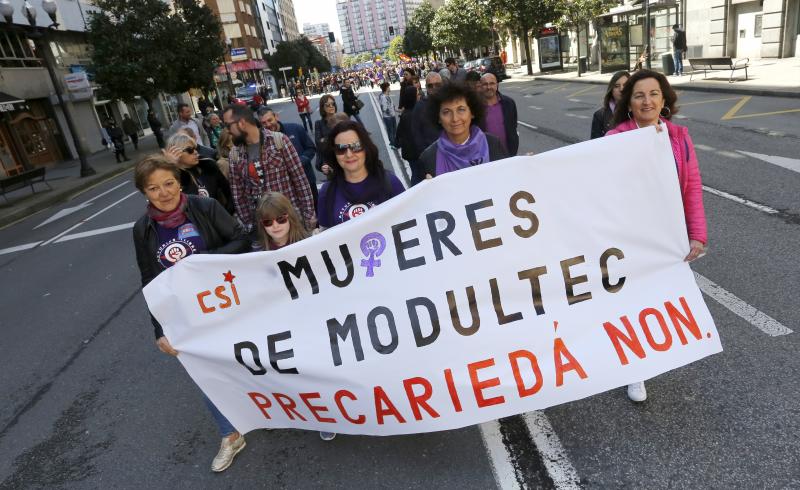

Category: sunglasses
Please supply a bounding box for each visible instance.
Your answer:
[334,142,364,155]
[261,214,289,227]
[324,102,335,107]
[183,147,196,154]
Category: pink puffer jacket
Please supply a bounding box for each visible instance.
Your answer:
[607,118,707,244]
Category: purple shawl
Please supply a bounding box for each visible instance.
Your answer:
[436,125,490,176]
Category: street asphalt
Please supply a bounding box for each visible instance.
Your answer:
[0,81,797,489]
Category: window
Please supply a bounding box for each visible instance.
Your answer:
[754,14,762,38]
[0,31,41,68]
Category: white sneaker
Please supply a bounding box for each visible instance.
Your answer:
[627,381,647,402]
[211,434,246,472]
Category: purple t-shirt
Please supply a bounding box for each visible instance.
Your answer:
[154,220,207,269]
[317,174,405,228]
[484,101,507,153]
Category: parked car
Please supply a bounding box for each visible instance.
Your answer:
[473,56,508,80]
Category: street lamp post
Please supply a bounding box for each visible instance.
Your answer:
[1,0,96,177]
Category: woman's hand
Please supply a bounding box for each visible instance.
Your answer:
[162,146,181,165]
[684,239,706,262]
[156,336,179,356]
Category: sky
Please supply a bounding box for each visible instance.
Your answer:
[293,0,343,42]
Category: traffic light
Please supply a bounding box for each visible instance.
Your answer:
[389,26,394,36]
[328,32,335,43]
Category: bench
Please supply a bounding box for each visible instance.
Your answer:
[688,57,749,83]
[0,167,52,203]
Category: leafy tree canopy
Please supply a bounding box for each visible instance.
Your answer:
[266,37,332,78]
[403,1,435,56]
[385,35,404,61]
[431,0,493,52]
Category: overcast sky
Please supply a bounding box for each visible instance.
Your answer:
[293,0,343,42]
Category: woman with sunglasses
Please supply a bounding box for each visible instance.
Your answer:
[314,95,338,175]
[165,132,233,214]
[317,120,405,229]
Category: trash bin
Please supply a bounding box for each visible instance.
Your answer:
[661,53,675,75]
[579,56,587,72]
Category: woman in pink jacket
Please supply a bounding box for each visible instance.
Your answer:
[606,69,708,403]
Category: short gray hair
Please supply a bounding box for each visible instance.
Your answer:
[166,131,195,150]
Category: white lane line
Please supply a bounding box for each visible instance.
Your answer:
[528,106,543,110]
[54,222,135,243]
[694,272,793,336]
[694,144,716,152]
[568,98,582,102]
[34,181,132,229]
[565,113,590,120]
[737,150,800,174]
[41,191,139,247]
[83,180,131,204]
[479,421,522,490]
[366,90,409,187]
[702,185,779,215]
[523,411,582,489]
[518,121,538,130]
[0,241,42,256]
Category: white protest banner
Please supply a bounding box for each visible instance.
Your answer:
[144,128,721,436]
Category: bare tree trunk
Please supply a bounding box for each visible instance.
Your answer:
[522,28,533,76]
[576,27,582,77]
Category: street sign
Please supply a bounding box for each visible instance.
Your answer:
[230,47,246,57]
[279,66,293,71]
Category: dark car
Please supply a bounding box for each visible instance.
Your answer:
[474,56,508,80]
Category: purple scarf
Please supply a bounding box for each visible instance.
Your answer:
[147,193,188,229]
[436,125,490,176]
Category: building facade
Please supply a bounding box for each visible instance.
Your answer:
[275,0,300,41]
[253,0,281,54]
[303,22,330,39]
[337,0,414,54]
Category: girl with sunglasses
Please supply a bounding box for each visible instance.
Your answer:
[255,192,309,250]
[317,121,405,230]
[165,132,234,214]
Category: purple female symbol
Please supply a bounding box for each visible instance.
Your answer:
[360,232,386,277]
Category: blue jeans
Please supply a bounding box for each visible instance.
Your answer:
[673,50,683,75]
[203,393,237,437]
[382,116,397,145]
[299,112,313,132]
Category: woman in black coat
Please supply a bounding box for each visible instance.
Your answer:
[165,132,233,214]
[590,71,630,139]
[339,78,363,125]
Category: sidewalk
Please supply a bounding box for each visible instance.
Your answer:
[507,57,800,98]
[0,136,161,229]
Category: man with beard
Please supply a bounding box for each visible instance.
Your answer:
[222,105,316,238]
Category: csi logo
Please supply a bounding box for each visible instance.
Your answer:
[196,270,241,314]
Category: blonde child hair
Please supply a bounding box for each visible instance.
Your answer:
[255,192,309,250]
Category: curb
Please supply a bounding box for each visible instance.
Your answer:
[0,162,135,230]
[525,74,800,99]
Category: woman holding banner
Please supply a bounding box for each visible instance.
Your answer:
[420,82,508,179]
[607,69,708,402]
[132,155,251,472]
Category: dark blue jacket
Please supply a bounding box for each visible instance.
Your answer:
[278,122,316,166]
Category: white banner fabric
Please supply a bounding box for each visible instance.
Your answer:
[144,128,722,436]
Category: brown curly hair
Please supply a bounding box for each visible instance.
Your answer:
[612,69,679,126]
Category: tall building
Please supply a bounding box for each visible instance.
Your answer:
[303,22,331,38]
[275,0,300,41]
[307,35,343,69]
[253,0,283,54]
[337,0,416,54]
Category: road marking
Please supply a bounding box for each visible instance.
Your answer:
[0,241,41,256]
[479,421,521,490]
[694,144,717,151]
[702,185,779,214]
[54,222,135,243]
[694,272,793,336]
[565,113,590,120]
[528,105,543,110]
[720,96,751,120]
[680,96,743,107]
[567,98,582,102]
[725,107,800,120]
[366,91,409,187]
[518,121,538,130]
[41,191,139,247]
[566,86,597,98]
[544,83,569,93]
[34,180,131,229]
[523,411,582,489]
[737,150,800,174]
[674,114,687,119]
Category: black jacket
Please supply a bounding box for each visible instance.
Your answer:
[133,194,250,339]
[340,86,360,115]
[314,119,332,171]
[180,158,234,214]
[478,93,519,156]
[419,130,509,177]
[399,97,439,162]
[591,106,614,139]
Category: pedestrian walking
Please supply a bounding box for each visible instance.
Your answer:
[478,73,519,155]
[314,95,338,174]
[122,113,139,151]
[606,69,708,402]
[378,82,398,147]
[439,57,467,83]
[317,120,405,229]
[672,24,687,76]
[222,104,316,238]
[205,112,223,149]
[340,78,364,125]
[168,103,210,147]
[106,119,130,163]
[396,71,443,185]
[591,71,630,139]
[294,90,313,132]
[131,155,250,473]
[258,107,318,208]
[419,82,508,178]
[147,109,165,149]
[164,132,233,214]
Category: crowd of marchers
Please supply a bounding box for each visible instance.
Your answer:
[129,59,707,473]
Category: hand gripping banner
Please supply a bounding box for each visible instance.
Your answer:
[144,128,722,436]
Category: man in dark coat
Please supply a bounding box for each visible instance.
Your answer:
[478,73,519,156]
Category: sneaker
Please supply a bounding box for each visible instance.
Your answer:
[211,434,246,472]
[319,431,337,441]
[627,381,647,402]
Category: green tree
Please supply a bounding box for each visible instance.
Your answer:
[490,0,563,75]
[557,0,617,76]
[87,0,225,107]
[266,37,332,79]
[403,1,435,57]
[385,35,404,61]
[431,0,493,54]
[342,55,357,69]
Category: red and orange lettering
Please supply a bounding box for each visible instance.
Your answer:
[603,316,646,365]
[299,392,336,423]
[553,338,588,387]
[468,358,505,408]
[374,386,407,424]
[443,368,463,412]
[639,307,672,351]
[509,350,543,397]
[403,377,440,421]
[215,285,232,309]
[666,297,702,344]
[272,393,307,421]
[196,290,215,313]
[334,390,365,424]
[248,392,272,419]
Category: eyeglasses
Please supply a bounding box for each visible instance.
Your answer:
[334,142,364,155]
[427,83,442,89]
[324,102,335,107]
[261,214,289,227]
[183,147,196,154]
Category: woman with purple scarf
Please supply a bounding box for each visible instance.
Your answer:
[131,155,250,473]
[419,82,508,178]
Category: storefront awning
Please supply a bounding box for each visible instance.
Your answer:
[0,92,25,112]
